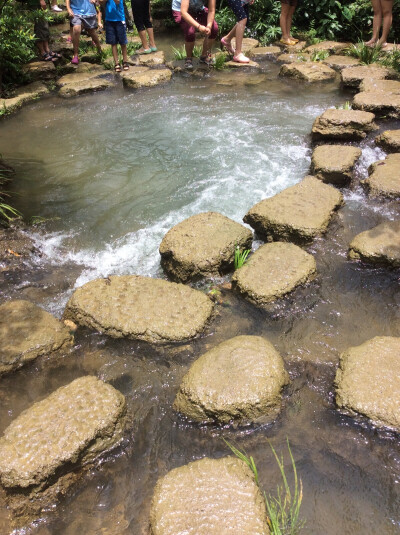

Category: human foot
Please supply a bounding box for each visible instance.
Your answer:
[280,38,296,46]
[233,52,250,63]
[365,39,378,47]
[184,58,193,69]
[71,55,79,65]
[137,47,151,54]
[221,37,235,55]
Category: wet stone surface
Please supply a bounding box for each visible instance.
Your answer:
[362,153,400,198]
[311,144,362,185]
[349,220,400,267]
[280,62,337,83]
[375,129,400,152]
[311,109,378,141]
[341,64,393,88]
[121,67,172,88]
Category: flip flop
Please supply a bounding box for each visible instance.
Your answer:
[221,37,235,55]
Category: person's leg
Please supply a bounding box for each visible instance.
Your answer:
[138,29,149,49]
[72,23,82,57]
[233,18,247,56]
[378,0,393,46]
[280,2,291,41]
[132,0,150,51]
[141,0,156,48]
[365,0,383,45]
[146,27,156,49]
[121,44,129,63]
[88,28,102,53]
[287,2,297,39]
[111,44,119,64]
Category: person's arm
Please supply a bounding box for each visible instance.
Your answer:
[206,0,215,32]
[180,0,210,34]
[66,0,74,17]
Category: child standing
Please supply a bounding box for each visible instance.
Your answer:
[66,0,102,64]
[101,0,130,70]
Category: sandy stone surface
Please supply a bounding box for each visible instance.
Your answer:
[277,53,310,63]
[57,70,107,87]
[349,220,400,266]
[375,129,400,152]
[280,62,337,82]
[362,153,400,198]
[311,109,378,141]
[58,71,114,98]
[244,175,343,242]
[22,61,56,80]
[360,78,400,94]
[150,457,269,535]
[0,300,73,376]
[231,37,259,54]
[311,145,362,185]
[304,41,350,54]
[0,82,49,115]
[322,55,360,71]
[64,275,214,343]
[232,242,316,305]
[353,92,400,118]
[136,50,166,66]
[341,65,392,88]
[0,376,126,488]
[122,67,172,88]
[335,336,400,431]
[250,46,281,59]
[226,60,260,68]
[174,335,289,424]
[159,212,252,282]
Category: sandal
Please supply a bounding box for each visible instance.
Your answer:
[279,38,296,46]
[114,63,122,72]
[49,50,62,59]
[232,52,250,64]
[199,53,215,66]
[221,37,235,55]
[123,61,130,70]
[184,58,193,69]
[41,52,57,62]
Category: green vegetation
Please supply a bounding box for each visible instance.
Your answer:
[345,41,383,64]
[381,46,400,71]
[234,245,250,269]
[172,44,202,60]
[336,101,352,110]
[309,49,330,62]
[225,439,305,535]
[0,164,21,225]
[214,51,227,70]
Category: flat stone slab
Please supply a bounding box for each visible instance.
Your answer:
[232,242,316,305]
[375,129,400,152]
[159,212,252,282]
[226,59,260,69]
[150,456,269,535]
[311,145,362,185]
[353,92,400,118]
[58,72,114,98]
[22,61,56,80]
[121,67,172,88]
[335,336,400,431]
[244,175,343,243]
[277,53,310,63]
[249,46,281,59]
[135,50,165,66]
[0,300,73,376]
[362,153,400,198]
[0,376,126,488]
[231,37,259,54]
[360,78,400,94]
[304,41,350,54]
[311,109,378,141]
[341,65,392,88]
[57,70,107,87]
[63,275,214,343]
[0,82,49,116]
[280,62,337,82]
[322,55,360,71]
[174,335,289,424]
[349,220,400,267]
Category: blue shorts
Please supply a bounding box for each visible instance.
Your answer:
[105,20,128,45]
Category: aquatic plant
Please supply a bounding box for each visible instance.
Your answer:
[345,41,383,64]
[172,45,202,60]
[214,51,227,70]
[224,439,305,535]
[380,45,400,72]
[0,165,21,224]
[336,101,352,110]
[234,245,250,270]
[310,49,330,62]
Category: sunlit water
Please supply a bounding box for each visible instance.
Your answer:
[0,59,399,535]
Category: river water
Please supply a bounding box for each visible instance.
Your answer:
[0,57,399,534]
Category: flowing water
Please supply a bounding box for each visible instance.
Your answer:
[0,55,399,534]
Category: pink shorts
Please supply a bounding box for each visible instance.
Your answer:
[172,9,218,43]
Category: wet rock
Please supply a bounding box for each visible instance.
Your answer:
[304,41,350,55]
[150,456,269,535]
[311,145,362,185]
[63,275,214,343]
[226,59,260,69]
[375,129,400,152]
[349,220,400,267]
[51,40,74,59]
[121,67,172,88]
[244,175,343,243]
[335,336,400,431]
[280,62,337,83]
[0,376,126,489]
[174,335,289,424]
[362,153,400,198]
[75,62,105,74]
[232,242,316,305]
[275,40,307,52]
[135,50,165,66]
[22,61,56,81]
[0,82,49,116]
[359,78,400,94]
[277,53,310,63]
[322,55,360,71]
[159,212,252,282]
[231,37,259,55]
[353,91,400,118]
[0,300,73,376]
[249,46,281,59]
[311,109,378,141]
[58,70,114,98]
[341,65,393,88]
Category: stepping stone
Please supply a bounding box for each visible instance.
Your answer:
[232,242,316,305]
[311,109,378,141]
[121,67,172,88]
[58,71,114,98]
[57,69,107,87]
[63,275,214,343]
[0,82,49,116]
[348,220,400,267]
[0,300,73,376]
[275,40,307,52]
[335,336,400,431]
[135,50,165,66]
[375,130,400,152]
[360,78,400,94]
[150,457,269,535]
[353,92,400,119]
[174,335,289,424]
[280,62,336,83]
[362,153,400,198]
[226,59,260,69]
[311,145,362,185]
[159,212,252,282]
[231,37,259,55]
[0,376,126,489]
[322,55,360,71]
[244,175,343,243]
[341,65,393,88]
[22,61,56,81]
[277,53,310,63]
[249,46,281,59]
[304,41,350,55]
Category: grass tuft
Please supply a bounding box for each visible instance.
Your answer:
[172,45,202,60]
[234,245,250,269]
[345,41,383,64]
[214,51,228,70]
[0,166,21,224]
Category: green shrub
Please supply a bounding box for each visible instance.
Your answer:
[345,41,383,64]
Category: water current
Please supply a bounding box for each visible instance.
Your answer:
[0,56,399,534]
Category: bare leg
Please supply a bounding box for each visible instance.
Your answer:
[223,22,238,45]
[201,37,215,56]
[146,27,156,48]
[233,18,247,56]
[365,0,382,45]
[121,44,128,62]
[111,44,119,64]
[88,28,102,53]
[185,40,195,58]
[287,4,297,38]
[378,0,393,46]
[280,3,291,41]
[138,29,149,49]
[72,24,81,57]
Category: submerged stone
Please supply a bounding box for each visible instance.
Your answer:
[311,145,362,185]
[375,129,400,152]
[353,92,400,118]
[0,376,126,489]
[341,64,393,88]
[122,67,172,88]
[280,62,337,83]
[311,109,378,141]
[277,53,310,63]
[349,220,400,266]
[150,456,269,535]
[64,275,214,343]
[362,153,400,198]
[244,175,343,242]
[174,335,289,424]
[335,336,400,431]
[0,300,73,376]
[159,212,253,282]
[232,242,316,305]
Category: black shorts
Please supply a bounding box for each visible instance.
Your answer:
[105,20,128,45]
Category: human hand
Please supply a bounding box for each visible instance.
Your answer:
[68,8,74,16]
[198,24,210,35]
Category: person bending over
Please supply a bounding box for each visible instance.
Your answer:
[365,0,394,48]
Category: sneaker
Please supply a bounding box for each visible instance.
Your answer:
[184,58,193,69]
[71,56,79,65]
[199,53,215,66]
[51,5,63,11]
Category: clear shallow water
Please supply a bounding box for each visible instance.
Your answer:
[0,62,400,535]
